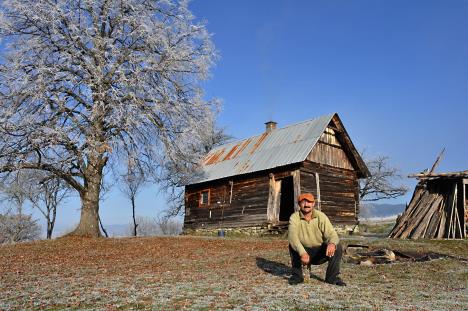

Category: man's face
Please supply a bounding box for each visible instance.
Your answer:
[299,199,315,214]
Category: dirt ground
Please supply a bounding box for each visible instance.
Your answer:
[0,235,467,310]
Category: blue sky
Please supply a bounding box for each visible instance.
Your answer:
[8,0,468,231]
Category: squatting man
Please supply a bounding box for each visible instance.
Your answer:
[288,193,346,286]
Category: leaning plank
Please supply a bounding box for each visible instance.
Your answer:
[397,192,436,238]
[453,186,463,238]
[389,186,426,238]
[422,198,443,238]
[436,201,447,239]
[409,195,443,239]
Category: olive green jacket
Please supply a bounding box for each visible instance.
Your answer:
[288,209,340,256]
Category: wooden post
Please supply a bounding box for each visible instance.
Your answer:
[292,170,301,212]
[229,180,234,204]
[463,179,467,238]
[315,172,321,211]
[267,174,281,223]
[274,180,282,221]
[267,174,275,222]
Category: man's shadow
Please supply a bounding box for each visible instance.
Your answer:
[255,257,325,282]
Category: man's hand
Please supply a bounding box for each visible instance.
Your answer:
[326,243,336,257]
[300,253,310,265]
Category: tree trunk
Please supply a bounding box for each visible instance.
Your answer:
[132,196,138,237]
[99,215,109,237]
[68,166,103,237]
[46,216,53,239]
[47,204,57,239]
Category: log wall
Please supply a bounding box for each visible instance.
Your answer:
[185,161,360,229]
[184,166,298,229]
[300,161,359,224]
[307,127,354,170]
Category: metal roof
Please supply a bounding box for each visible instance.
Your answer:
[191,113,335,184]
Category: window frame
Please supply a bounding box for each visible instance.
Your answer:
[199,189,210,207]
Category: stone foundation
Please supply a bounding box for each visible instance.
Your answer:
[183,226,273,237]
[184,224,360,237]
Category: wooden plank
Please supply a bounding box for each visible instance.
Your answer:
[266,173,275,222]
[457,180,466,238]
[292,170,301,212]
[428,148,445,174]
[315,172,321,211]
[393,190,434,238]
[453,186,463,238]
[446,184,456,238]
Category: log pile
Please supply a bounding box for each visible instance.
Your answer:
[389,176,467,239]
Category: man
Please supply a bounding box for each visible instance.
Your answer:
[288,193,346,286]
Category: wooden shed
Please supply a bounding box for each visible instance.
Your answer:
[184,113,370,232]
[389,171,468,239]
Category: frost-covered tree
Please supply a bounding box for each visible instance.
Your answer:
[157,125,230,218]
[0,0,219,237]
[0,173,42,243]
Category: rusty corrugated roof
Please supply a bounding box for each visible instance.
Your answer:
[190,113,336,184]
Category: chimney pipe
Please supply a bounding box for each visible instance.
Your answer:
[265,121,277,133]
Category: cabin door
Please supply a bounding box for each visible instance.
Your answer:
[267,175,296,223]
[279,176,295,221]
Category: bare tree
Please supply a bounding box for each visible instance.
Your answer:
[0,0,219,237]
[0,173,30,216]
[27,175,71,239]
[155,215,182,236]
[120,158,146,236]
[127,216,159,237]
[359,154,408,202]
[127,215,182,236]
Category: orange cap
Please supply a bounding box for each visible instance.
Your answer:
[297,193,315,203]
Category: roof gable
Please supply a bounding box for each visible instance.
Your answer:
[190,113,369,184]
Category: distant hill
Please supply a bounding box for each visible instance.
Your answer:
[359,203,406,219]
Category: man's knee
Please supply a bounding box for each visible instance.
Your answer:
[288,244,302,268]
[330,243,343,260]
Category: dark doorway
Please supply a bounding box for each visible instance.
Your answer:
[279,176,295,221]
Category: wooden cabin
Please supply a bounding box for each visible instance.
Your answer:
[184,113,370,232]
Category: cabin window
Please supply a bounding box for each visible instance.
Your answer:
[199,190,210,207]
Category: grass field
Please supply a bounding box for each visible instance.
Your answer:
[0,233,467,310]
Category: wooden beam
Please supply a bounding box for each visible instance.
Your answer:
[315,172,321,211]
[292,170,301,212]
[267,174,276,222]
[428,148,445,175]
[408,170,468,179]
